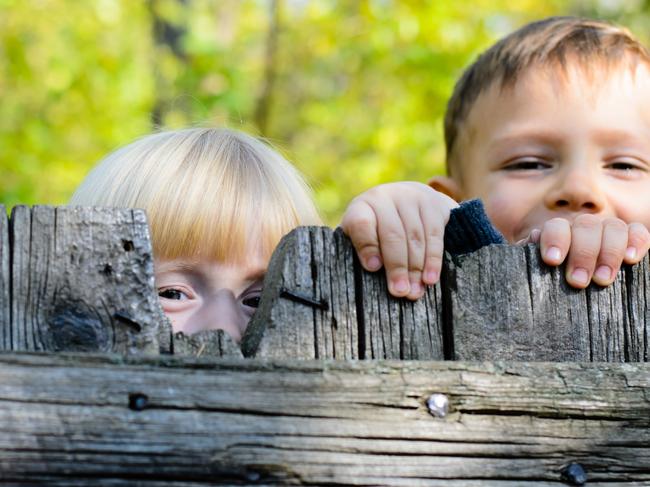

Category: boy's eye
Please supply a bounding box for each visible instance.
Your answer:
[503,159,551,171]
[158,288,188,300]
[607,161,642,171]
[242,295,261,308]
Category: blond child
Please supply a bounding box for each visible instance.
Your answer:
[343,16,650,294]
[71,128,321,340]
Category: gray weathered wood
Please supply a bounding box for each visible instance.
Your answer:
[173,330,243,358]
[7,206,169,354]
[0,206,8,350]
[243,227,444,360]
[447,244,649,361]
[0,352,648,485]
[358,267,444,360]
[242,227,359,359]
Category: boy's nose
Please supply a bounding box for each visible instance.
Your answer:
[190,291,246,342]
[544,168,605,213]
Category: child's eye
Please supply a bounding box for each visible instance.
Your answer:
[607,161,644,171]
[502,159,551,171]
[158,288,189,301]
[242,295,261,308]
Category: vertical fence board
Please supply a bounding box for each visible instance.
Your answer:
[9,206,167,354]
[447,245,591,361]
[622,254,650,362]
[242,227,358,359]
[10,205,33,351]
[0,206,8,350]
[358,271,444,360]
[447,244,649,362]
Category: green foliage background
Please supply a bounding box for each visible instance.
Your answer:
[2,0,649,223]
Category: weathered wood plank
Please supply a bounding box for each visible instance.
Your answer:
[446,244,649,361]
[172,330,243,358]
[358,268,444,360]
[242,227,359,359]
[243,227,444,360]
[0,206,8,350]
[0,353,648,485]
[7,206,168,354]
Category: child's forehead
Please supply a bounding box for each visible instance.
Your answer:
[466,61,650,130]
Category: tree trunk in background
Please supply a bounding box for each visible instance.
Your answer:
[254,0,281,135]
[148,0,189,128]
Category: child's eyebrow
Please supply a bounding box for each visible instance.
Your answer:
[591,128,649,147]
[244,267,266,282]
[490,130,564,148]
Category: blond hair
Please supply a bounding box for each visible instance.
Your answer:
[71,127,322,262]
[445,16,650,176]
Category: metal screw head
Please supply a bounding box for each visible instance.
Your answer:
[426,393,449,418]
[561,462,587,486]
[128,392,148,411]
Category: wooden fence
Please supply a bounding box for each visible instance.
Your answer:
[0,206,648,485]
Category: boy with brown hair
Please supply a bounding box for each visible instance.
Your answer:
[342,16,650,297]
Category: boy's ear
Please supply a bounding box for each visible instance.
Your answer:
[428,176,462,202]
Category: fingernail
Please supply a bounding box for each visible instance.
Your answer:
[595,265,612,282]
[424,269,438,284]
[391,278,410,295]
[546,246,562,262]
[410,280,422,295]
[626,247,637,260]
[571,268,589,285]
[366,255,381,271]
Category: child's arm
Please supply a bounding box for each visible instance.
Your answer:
[340,182,458,300]
[524,216,650,288]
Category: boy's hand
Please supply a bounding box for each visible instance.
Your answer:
[340,182,458,300]
[520,215,650,288]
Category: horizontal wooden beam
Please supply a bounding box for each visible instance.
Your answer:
[0,352,648,485]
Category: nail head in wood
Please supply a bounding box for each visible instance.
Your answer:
[279,287,329,311]
[561,462,587,486]
[426,393,449,418]
[128,392,148,411]
[112,311,142,333]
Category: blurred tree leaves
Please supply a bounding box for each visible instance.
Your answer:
[1,0,649,222]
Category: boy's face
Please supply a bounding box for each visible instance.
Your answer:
[437,62,650,242]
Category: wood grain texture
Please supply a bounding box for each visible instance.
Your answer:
[243,227,443,360]
[358,267,444,360]
[7,206,168,354]
[173,330,243,358]
[0,206,8,350]
[0,352,648,485]
[242,227,358,359]
[446,244,649,362]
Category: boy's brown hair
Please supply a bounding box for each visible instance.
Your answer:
[444,16,650,177]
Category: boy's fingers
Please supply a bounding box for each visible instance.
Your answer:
[539,218,571,266]
[625,222,650,264]
[419,202,447,286]
[592,218,627,286]
[340,200,383,272]
[395,198,427,300]
[565,214,602,289]
[373,201,411,298]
